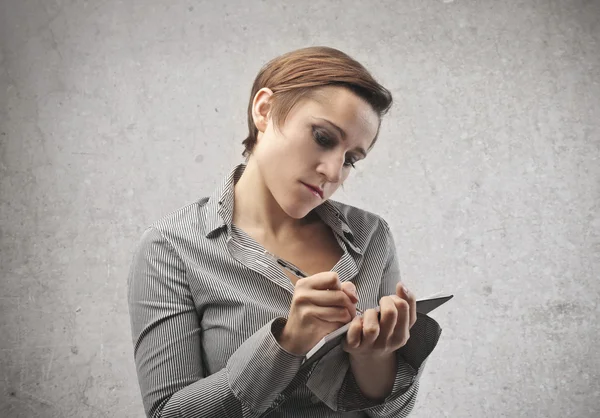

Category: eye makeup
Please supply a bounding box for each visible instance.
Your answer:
[311,125,359,168]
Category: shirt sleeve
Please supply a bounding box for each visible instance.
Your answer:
[305,218,442,416]
[127,227,304,418]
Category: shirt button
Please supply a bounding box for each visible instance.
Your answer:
[310,394,321,404]
[273,394,285,406]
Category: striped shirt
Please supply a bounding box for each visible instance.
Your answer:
[127,162,442,418]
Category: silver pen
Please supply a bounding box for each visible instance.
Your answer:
[271,254,372,316]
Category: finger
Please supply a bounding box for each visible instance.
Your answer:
[341,281,359,304]
[299,271,342,291]
[309,305,353,324]
[378,296,398,342]
[344,316,363,350]
[390,295,411,346]
[361,308,380,345]
[300,289,357,318]
[396,282,417,328]
[300,289,352,307]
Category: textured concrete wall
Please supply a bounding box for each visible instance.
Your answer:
[1,1,598,417]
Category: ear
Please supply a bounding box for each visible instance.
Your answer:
[252,87,274,134]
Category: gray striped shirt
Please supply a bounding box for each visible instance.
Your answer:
[127,163,442,417]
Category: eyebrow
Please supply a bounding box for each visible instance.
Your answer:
[314,118,367,158]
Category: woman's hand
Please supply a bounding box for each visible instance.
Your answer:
[342,281,416,358]
[277,271,358,356]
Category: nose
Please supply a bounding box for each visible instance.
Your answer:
[316,153,344,184]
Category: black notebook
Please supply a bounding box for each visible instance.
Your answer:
[302,292,453,367]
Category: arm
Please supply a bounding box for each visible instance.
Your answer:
[348,352,396,401]
[306,218,442,416]
[344,312,442,417]
[127,227,304,418]
[358,218,442,417]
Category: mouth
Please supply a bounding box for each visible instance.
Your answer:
[301,182,324,199]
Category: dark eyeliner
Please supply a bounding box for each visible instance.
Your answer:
[312,126,333,147]
[312,125,357,169]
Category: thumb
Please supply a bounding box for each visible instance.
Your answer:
[396,281,409,299]
[341,281,358,303]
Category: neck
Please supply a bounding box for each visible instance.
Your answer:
[233,159,315,241]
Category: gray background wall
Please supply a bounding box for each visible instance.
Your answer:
[1,0,599,417]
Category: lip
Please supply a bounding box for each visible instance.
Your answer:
[301,182,324,199]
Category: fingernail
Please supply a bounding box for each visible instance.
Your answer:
[403,285,409,295]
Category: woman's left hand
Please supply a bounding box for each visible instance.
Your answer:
[343,281,417,357]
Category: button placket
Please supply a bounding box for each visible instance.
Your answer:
[225,235,296,295]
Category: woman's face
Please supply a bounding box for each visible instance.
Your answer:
[251,85,380,219]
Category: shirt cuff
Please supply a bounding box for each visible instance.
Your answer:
[305,344,351,410]
[226,317,305,413]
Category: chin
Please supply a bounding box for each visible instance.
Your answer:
[280,197,314,219]
[285,205,312,220]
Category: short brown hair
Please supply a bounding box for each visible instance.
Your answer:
[241,46,393,159]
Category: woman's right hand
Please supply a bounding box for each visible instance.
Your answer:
[277,271,358,356]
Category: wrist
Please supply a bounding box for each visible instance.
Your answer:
[349,350,395,365]
[349,351,397,401]
[276,324,307,356]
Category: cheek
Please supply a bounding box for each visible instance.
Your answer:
[341,169,352,183]
[256,129,288,159]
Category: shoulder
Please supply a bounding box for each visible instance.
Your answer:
[142,197,211,245]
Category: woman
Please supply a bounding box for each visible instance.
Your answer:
[128,46,442,417]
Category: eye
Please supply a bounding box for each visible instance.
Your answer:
[312,127,334,147]
[312,126,359,169]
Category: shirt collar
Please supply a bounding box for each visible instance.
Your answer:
[204,163,362,254]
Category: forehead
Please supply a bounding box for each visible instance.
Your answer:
[292,86,380,140]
